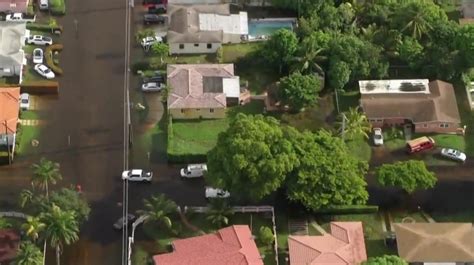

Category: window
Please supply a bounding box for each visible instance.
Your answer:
[179,44,184,49]
[180,109,184,113]
[439,123,449,128]
[423,124,428,128]
[207,43,212,49]
[210,109,214,113]
[194,43,199,47]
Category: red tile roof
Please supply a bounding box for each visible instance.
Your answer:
[0,229,20,263]
[288,222,367,265]
[153,225,263,265]
[0,87,20,134]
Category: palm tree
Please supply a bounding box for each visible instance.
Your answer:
[19,189,34,208]
[31,158,62,197]
[335,107,372,140]
[206,199,234,228]
[138,194,177,229]
[41,204,79,265]
[291,34,327,78]
[0,217,11,229]
[13,241,43,265]
[22,216,46,242]
[400,5,433,40]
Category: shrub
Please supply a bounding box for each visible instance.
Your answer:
[131,61,151,74]
[314,205,379,214]
[258,226,274,247]
[27,23,63,34]
[49,0,66,15]
[45,44,64,75]
[166,152,207,163]
[26,3,34,16]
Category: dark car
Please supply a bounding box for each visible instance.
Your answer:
[143,14,166,25]
[148,5,166,14]
[143,75,165,83]
[143,0,164,7]
[113,214,136,230]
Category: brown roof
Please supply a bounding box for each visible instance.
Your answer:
[153,225,263,265]
[0,229,20,263]
[167,64,235,109]
[360,80,461,124]
[394,223,474,262]
[288,222,367,265]
[167,4,229,43]
[0,87,20,134]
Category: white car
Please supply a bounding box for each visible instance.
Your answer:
[6,13,35,22]
[113,214,136,230]
[121,169,153,182]
[373,128,383,146]
[32,48,43,64]
[19,93,30,110]
[34,64,55,79]
[180,164,207,178]
[26,35,53,46]
[141,82,165,92]
[140,35,162,49]
[440,148,466,163]
[205,187,230,199]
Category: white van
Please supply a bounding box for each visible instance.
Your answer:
[180,164,207,178]
[205,187,230,199]
[39,0,49,11]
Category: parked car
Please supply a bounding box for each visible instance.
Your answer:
[143,74,165,83]
[6,13,35,22]
[205,187,230,199]
[141,82,165,92]
[113,214,136,230]
[140,35,162,49]
[406,136,435,154]
[26,35,53,46]
[34,64,55,79]
[180,164,207,178]
[143,0,165,7]
[143,14,166,25]
[148,5,166,14]
[373,128,383,146]
[19,93,30,110]
[32,48,43,64]
[440,148,466,162]
[121,169,153,182]
[39,0,49,10]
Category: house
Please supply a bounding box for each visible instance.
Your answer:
[167,4,248,54]
[394,223,474,264]
[167,64,244,119]
[359,79,462,134]
[168,0,272,6]
[0,22,28,83]
[288,222,367,265]
[460,0,474,25]
[0,229,20,264]
[0,0,29,13]
[153,225,263,265]
[0,87,20,156]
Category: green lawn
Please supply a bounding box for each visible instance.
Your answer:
[131,119,166,167]
[346,136,372,162]
[315,213,395,257]
[20,110,40,120]
[222,43,264,63]
[16,125,40,155]
[390,210,427,223]
[431,134,466,151]
[430,211,474,223]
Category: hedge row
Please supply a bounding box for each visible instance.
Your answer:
[50,0,66,15]
[26,23,63,34]
[21,80,59,95]
[314,205,379,214]
[167,152,207,164]
[45,44,63,75]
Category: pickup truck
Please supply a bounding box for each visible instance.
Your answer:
[5,13,36,22]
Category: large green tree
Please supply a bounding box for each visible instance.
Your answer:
[261,29,298,72]
[41,204,79,265]
[13,241,43,265]
[138,194,177,229]
[278,72,321,111]
[335,107,372,140]
[0,217,11,229]
[286,128,369,210]
[206,114,298,201]
[48,188,91,224]
[398,36,424,70]
[363,255,408,265]
[376,160,437,193]
[31,158,62,197]
[455,24,474,68]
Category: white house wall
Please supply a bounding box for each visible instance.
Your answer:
[169,42,221,54]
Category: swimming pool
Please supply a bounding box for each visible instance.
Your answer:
[248,18,296,38]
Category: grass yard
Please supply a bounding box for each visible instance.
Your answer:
[20,110,40,120]
[430,210,474,223]
[222,43,263,63]
[390,210,427,224]
[131,119,166,167]
[315,213,395,257]
[16,125,40,155]
[431,134,466,151]
[346,136,372,162]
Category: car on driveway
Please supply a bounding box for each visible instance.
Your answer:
[6,13,35,22]
[34,64,55,79]
[33,48,43,64]
[143,74,165,83]
[142,82,165,92]
[19,93,30,110]
[113,214,136,230]
[121,169,153,182]
[205,187,230,199]
[373,128,383,146]
[27,35,52,46]
[140,35,162,49]
[148,5,166,14]
[143,14,166,24]
[440,148,466,163]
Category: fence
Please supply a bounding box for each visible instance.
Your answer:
[0,211,29,219]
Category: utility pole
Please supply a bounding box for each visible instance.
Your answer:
[340,113,348,140]
[4,120,11,165]
[335,88,341,114]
